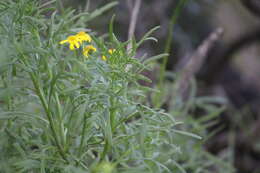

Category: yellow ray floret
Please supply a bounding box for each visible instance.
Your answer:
[83,45,96,57]
[59,35,80,50]
[76,31,92,44]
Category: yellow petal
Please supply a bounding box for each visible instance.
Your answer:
[85,34,92,42]
[69,44,75,50]
[83,52,89,57]
[76,31,92,42]
[74,41,80,49]
[67,35,77,42]
[84,45,96,52]
[83,45,96,57]
[59,39,68,44]
[77,31,86,35]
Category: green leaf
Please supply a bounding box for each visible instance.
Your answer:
[137,26,160,47]
[85,1,118,23]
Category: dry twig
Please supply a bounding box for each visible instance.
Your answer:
[177,27,224,98]
[241,0,260,17]
[127,0,141,52]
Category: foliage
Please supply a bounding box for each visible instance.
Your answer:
[0,0,233,173]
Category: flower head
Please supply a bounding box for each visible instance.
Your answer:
[59,31,92,50]
[108,49,115,54]
[100,49,116,61]
[76,31,92,44]
[59,35,80,50]
[83,45,96,57]
[101,55,107,61]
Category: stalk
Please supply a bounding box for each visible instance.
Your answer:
[16,48,68,162]
[78,112,88,157]
[29,72,68,162]
[155,0,188,108]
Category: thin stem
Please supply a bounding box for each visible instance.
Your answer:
[16,47,68,162]
[2,76,12,110]
[29,72,68,162]
[100,94,116,160]
[56,0,64,14]
[54,92,66,147]
[127,0,141,52]
[100,139,109,161]
[110,97,116,132]
[155,0,188,108]
[84,0,90,12]
[78,112,89,157]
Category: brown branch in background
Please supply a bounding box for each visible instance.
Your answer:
[84,0,90,12]
[177,27,224,98]
[126,0,133,11]
[127,0,141,52]
[201,0,260,84]
[56,0,64,14]
[241,0,260,17]
[204,28,260,84]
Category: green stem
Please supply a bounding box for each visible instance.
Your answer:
[78,112,88,157]
[100,139,109,161]
[155,0,188,108]
[16,47,68,162]
[110,80,117,133]
[56,0,65,14]
[29,72,68,162]
[2,76,12,110]
[54,92,66,147]
[110,98,116,133]
[100,94,116,160]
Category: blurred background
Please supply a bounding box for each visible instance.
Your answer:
[53,0,260,172]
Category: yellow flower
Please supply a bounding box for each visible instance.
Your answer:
[76,31,92,44]
[108,49,115,54]
[101,55,107,61]
[59,31,92,50]
[83,45,96,57]
[59,35,80,50]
